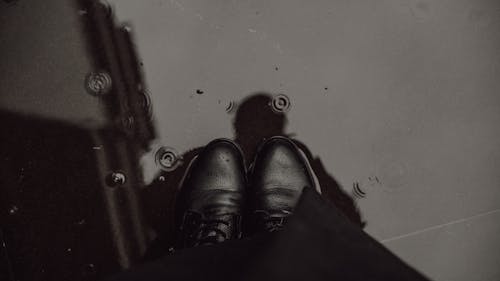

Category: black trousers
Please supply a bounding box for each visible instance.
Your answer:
[109,188,431,281]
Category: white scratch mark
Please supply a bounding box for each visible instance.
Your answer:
[169,0,185,11]
[273,42,283,54]
[381,208,500,243]
[248,28,257,33]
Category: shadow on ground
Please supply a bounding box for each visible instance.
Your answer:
[142,93,366,259]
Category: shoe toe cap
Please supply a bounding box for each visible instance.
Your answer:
[181,139,246,213]
[252,137,316,212]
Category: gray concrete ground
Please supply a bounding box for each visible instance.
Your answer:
[108,1,500,280]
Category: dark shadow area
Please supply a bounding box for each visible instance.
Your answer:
[143,92,365,260]
[0,110,144,281]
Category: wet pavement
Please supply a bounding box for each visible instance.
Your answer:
[109,1,500,280]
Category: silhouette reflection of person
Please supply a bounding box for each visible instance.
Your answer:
[233,93,287,160]
[143,92,365,259]
[233,93,365,228]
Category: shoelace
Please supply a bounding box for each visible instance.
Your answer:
[254,210,291,233]
[180,211,237,247]
[262,216,288,232]
[194,218,230,246]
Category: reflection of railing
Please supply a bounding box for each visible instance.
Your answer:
[0,1,156,280]
[82,0,155,148]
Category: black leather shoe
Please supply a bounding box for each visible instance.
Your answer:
[248,136,319,233]
[175,139,246,248]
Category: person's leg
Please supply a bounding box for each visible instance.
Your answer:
[244,136,430,281]
[174,138,246,248]
[247,136,318,234]
[109,137,430,281]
